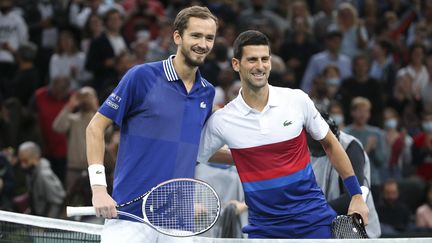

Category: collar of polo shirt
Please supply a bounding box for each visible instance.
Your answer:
[236,85,281,115]
[162,55,207,88]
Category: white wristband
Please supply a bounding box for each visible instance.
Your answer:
[88,164,107,187]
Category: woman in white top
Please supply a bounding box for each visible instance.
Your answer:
[49,30,87,88]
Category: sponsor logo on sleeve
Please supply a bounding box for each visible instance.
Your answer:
[105,93,121,110]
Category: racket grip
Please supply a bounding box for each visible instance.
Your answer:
[66,206,97,217]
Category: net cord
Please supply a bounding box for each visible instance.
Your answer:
[0,210,103,236]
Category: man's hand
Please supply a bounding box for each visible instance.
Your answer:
[347,194,369,225]
[92,185,118,218]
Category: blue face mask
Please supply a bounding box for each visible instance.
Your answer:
[331,114,344,125]
[422,121,432,133]
[384,118,398,129]
[326,78,341,86]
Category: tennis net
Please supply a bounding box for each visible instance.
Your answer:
[0,210,103,242]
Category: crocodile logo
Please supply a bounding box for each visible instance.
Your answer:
[283,120,293,127]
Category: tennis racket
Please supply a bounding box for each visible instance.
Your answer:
[331,186,370,239]
[66,178,221,237]
[332,213,368,238]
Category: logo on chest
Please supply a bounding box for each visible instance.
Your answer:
[200,101,206,109]
[283,120,293,127]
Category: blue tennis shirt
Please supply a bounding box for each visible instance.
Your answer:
[98,55,215,219]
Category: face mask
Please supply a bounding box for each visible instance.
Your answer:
[326,78,341,86]
[331,114,344,126]
[384,118,398,129]
[422,121,432,133]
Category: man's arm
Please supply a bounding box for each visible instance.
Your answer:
[86,112,117,218]
[319,130,369,224]
[208,147,234,164]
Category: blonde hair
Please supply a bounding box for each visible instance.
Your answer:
[350,97,371,111]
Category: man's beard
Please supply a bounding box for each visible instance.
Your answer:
[181,47,208,67]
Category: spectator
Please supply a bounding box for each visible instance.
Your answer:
[81,13,104,54]
[416,182,432,229]
[397,44,429,101]
[69,0,123,30]
[3,42,40,106]
[309,110,381,238]
[286,0,314,34]
[0,0,28,87]
[24,0,63,83]
[309,75,330,112]
[1,98,43,152]
[53,86,98,193]
[377,179,412,236]
[85,8,128,90]
[369,39,397,100]
[321,64,341,99]
[345,97,387,187]
[301,26,351,93]
[388,70,423,136]
[18,141,65,218]
[122,0,164,43]
[335,3,368,58]
[145,18,176,62]
[99,51,136,102]
[49,30,87,89]
[131,35,149,65]
[412,111,432,181]
[201,39,230,87]
[382,107,413,179]
[278,15,318,87]
[31,76,71,184]
[328,100,345,130]
[337,54,384,126]
[312,0,337,46]
[237,0,287,35]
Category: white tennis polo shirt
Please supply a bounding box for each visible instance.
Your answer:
[197,85,336,238]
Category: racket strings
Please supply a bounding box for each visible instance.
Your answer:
[332,214,368,239]
[144,180,219,236]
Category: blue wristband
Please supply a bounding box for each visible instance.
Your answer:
[343,175,362,197]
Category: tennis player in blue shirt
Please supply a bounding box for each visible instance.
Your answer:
[85,6,218,243]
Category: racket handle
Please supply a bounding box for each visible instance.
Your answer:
[66,206,96,217]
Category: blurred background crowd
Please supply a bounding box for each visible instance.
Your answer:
[0,0,431,238]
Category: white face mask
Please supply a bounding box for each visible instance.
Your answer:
[331,114,344,126]
[422,121,432,133]
[384,118,398,129]
[326,78,341,86]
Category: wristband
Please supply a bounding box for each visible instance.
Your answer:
[88,164,107,187]
[343,175,362,197]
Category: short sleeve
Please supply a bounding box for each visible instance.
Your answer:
[301,91,329,140]
[197,113,226,163]
[98,66,140,126]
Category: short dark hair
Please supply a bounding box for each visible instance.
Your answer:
[17,42,37,61]
[173,6,218,36]
[233,30,270,60]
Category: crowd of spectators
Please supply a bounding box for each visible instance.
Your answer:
[0,0,431,238]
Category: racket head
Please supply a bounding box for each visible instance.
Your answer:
[142,178,220,237]
[332,213,369,239]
